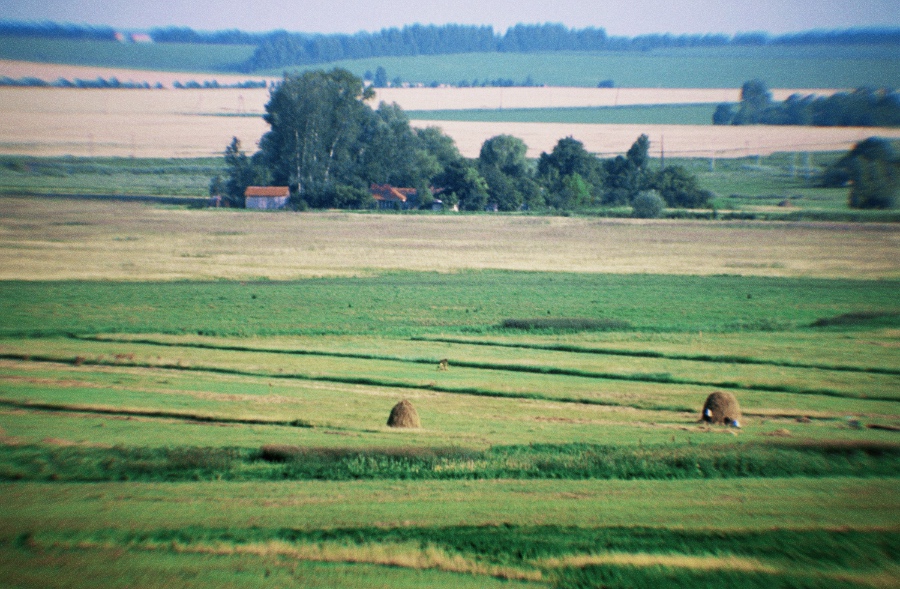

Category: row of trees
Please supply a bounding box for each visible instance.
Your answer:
[214,69,711,213]
[238,25,900,72]
[714,80,900,127]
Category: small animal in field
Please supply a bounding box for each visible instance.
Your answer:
[114,353,135,362]
[437,359,449,371]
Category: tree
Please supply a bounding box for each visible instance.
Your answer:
[732,79,773,124]
[221,137,267,207]
[478,135,538,211]
[602,135,652,204]
[479,134,529,177]
[373,66,388,88]
[435,159,489,211]
[652,165,712,208]
[357,102,441,189]
[537,136,605,206]
[838,138,900,209]
[257,69,375,202]
[631,190,665,218]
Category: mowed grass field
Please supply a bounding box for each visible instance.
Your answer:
[0,198,899,588]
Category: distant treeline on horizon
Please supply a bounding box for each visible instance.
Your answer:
[2,20,899,73]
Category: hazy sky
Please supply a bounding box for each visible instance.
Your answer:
[1,0,898,36]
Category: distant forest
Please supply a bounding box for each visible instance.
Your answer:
[2,20,899,73]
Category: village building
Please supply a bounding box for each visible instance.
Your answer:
[370,183,418,210]
[244,186,290,210]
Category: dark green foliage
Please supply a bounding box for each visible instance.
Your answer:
[501,318,631,332]
[631,190,665,218]
[718,81,900,127]
[811,311,899,328]
[221,137,269,206]
[538,137,606,207]
[651,166,713,208]
[824,138,899,209]
[434,159,489,210]
[3,441,899,483]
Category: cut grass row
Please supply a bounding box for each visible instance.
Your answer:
[3,336,899,411]
[2,440,898,482]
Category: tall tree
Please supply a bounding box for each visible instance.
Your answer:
[258,69,375,200]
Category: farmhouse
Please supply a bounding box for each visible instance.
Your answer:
[371,183,418,210]
[244,186,290,210]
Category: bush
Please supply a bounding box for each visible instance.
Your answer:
[631,190,665,218]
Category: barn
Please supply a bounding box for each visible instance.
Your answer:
[244,186,290,210]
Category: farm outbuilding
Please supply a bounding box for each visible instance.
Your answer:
[244,186,290,210]
[371,184,418,210]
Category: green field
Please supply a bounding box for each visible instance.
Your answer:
[0,156,223,197]
[408,104,717,125]
[2,36,898,88]
[0,36,255,73]
[298,45,900,88]
[1,248,898,587]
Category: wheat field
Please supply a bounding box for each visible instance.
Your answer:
[2,77,893,159]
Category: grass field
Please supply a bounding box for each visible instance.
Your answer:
[0,36,255,73]
[1,37,896,88]
[406,104,718,125]
[296,45,900,88]
[0,196,898,588]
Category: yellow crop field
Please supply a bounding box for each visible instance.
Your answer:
[1,197,897,280]
[1,66,888,159]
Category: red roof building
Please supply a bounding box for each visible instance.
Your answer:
[245,186,290,210]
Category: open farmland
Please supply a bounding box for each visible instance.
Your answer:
[1,198,899,280]
[2,85,899,159]
[0,197,899,588]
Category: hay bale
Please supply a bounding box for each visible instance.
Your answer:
[700,391,742,427]
[387,399,421,428]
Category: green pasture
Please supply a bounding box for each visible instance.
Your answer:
[2,273,897,337]
[0,156,223,197]
[294,45,900,88]
[408,104,717,125]
[0,36,255,73]
[0,198,897,586]
[2,36,897,88]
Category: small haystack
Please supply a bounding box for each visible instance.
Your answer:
[701,391,742,427]
[387,399,421,428]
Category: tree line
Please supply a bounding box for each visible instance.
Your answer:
[213,68,711,215]
[4,20,898,73]
[238,25,900,72]
[714,80,900,127]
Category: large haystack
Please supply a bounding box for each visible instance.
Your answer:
[387,399,421,428]
[701,391,742,427]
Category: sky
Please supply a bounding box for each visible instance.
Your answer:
[1,0,898,36]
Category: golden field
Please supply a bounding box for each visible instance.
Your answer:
[1,197,897,280]
[1,60,892,159]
